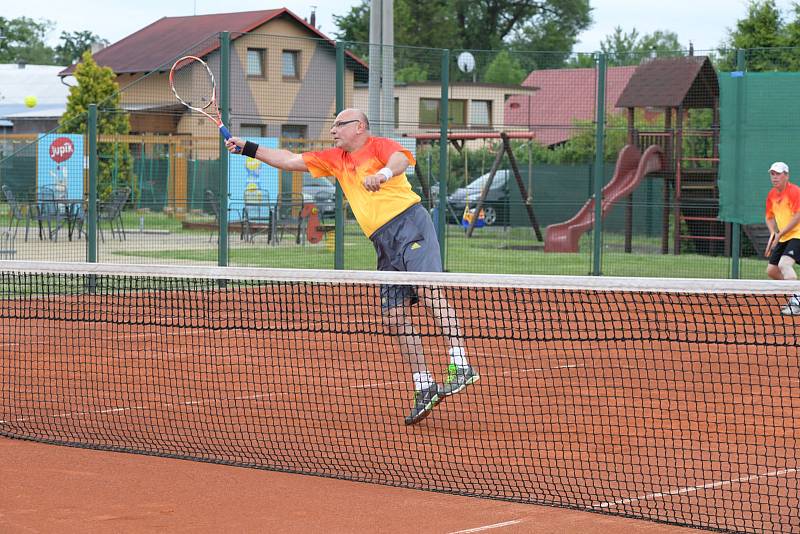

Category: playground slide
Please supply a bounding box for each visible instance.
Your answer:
[544,144,664,253]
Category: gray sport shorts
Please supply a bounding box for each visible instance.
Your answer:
[369,203,442,309]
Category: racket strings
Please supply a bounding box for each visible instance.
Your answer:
[171,59,216,111]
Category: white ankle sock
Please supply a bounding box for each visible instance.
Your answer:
[413,371,434,390]
[448,347,468,367]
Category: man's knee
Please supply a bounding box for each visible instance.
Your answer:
[779,257,798,280]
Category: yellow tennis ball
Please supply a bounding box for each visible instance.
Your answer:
[24,96,37,108]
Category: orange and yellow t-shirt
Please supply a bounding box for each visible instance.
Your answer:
[766,182,800,241]
[302,137,419,237]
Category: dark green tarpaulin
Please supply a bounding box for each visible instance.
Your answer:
[718,71,800,224]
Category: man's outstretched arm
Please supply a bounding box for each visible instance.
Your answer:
[226,137,308,172]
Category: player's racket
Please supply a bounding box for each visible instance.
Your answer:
[169,55,239,151]
[765,232,778,257]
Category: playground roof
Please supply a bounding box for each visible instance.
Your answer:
[616,56,718,109]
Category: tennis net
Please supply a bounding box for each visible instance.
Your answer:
[1,261,798,532]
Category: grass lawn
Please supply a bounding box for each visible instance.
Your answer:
[112,217,769,279]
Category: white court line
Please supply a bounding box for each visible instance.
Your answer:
[501,363,581,375]
[0,361,584,424]
[0,377,404,424]
[351,380,405,389]
[0,362,581,424]
[447,519,524,533]
[590,468,799,509]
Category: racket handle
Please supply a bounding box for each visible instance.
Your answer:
[219,125,241,153]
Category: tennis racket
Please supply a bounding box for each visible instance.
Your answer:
[765,232,778,257]
[169,55,240,152]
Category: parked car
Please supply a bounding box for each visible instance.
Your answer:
[446,170,511,226]
[302,174,336,219]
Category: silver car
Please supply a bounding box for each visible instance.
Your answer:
[302,174,336,219]
[446,170,511,226]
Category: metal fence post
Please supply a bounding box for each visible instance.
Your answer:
[730,49,745,279]
[591,52,606,276]
[218,31,231,267]
[438,49,450,268]
[335,41,345,270]
[87,103,98,263]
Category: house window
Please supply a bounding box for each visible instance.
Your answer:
[281,125,307,150]
[246,49,266,78]
[419,98,439,127]
[449,100,466,127]
[418,98,467,127]
[282,50,300,79]
[470,100,492,126]
[240,124,265,137]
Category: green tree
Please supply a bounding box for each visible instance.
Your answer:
[0,16,56,64]
[599,27,683,65]
[334,0,591,68]
[59,51,133,199]
[482,50,526,84]
[718,0,793,70]
[55,31,108,65]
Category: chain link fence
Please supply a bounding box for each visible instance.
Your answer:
[0,33,796,278]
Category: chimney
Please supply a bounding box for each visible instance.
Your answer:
[17,60,26,69]
[90,41,106,54]
[310,7,317,28]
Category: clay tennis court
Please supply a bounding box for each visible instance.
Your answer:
[1,271,798,532]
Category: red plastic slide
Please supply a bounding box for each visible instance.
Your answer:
[544,144,664,253]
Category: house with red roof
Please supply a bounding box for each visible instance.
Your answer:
[58,9,367,147]
[504,66,638,147]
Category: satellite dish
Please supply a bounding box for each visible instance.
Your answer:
[457,52,475,73]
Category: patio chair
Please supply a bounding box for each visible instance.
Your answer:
[34,186,66,241]
[205,189,243,243]
[97,187,131,241]
[241,190,273,243]
[2,184,33,241]
[272,191,306,245]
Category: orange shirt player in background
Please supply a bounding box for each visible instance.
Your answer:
[226,108,479,424]
[764,161,800,315]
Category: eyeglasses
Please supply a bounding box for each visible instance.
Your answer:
[331,119,360,129]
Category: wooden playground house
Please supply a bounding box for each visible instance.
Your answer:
[616,56,724,255]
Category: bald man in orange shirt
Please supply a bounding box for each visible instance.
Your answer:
[227,109,479,424]
[764,161,800,315]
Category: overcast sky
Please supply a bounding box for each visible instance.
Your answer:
[3,0,799,54]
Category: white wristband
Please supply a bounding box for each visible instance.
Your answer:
[378,167,393,181]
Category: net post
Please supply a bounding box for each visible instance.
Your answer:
[591,52,606,276]
[335,41,345,270]
[730,49,745,279]
[437,49,450,268]
[218,31,231,269]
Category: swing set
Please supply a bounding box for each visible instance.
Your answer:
[411,131,542,240]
